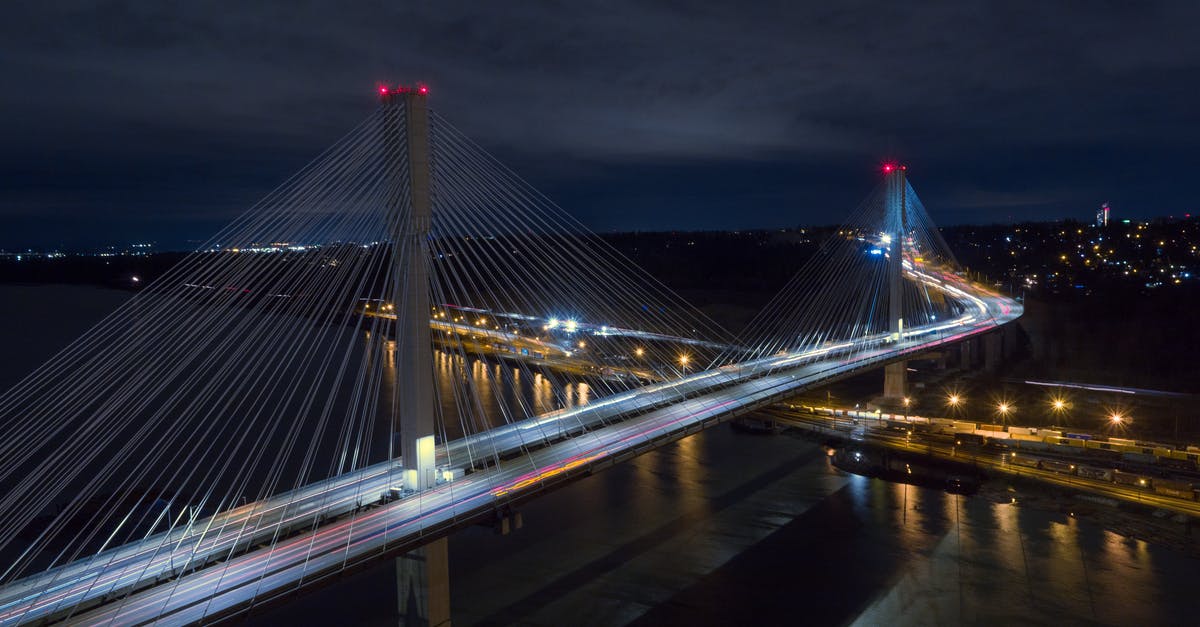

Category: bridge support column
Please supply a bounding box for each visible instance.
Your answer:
[984,330,1002,372]
[383,86,447,626]
[383,86,437,491]
[397,538,451,626]
[883,362,907,399]
[883,164,908,402]
[959,340,975,369]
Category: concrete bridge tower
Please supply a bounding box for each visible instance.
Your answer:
[381,84,451,627]
[883,164,908,401]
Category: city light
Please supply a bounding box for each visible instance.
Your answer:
[902,397,911,407]
[1049,395,1069,414]
[634,347,645,357]
[947,394,961,407]
[1109,412,1124,424]
[564,319,578,333]
[996,402,1012,417]
[547,317,560,329]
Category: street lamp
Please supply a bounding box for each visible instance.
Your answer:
[946,393,964,418]
[679,354,690,375]
[902,397,911,421]
[634,347,645,358]
[1109,412,1124,425]
[1049,395,1069,425]
[996,402,1012,421]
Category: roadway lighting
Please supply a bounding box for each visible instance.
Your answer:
[1110,413,1125,425]
[679,354,690,374]
[578,341,587,349]
[903,397,911,407]
[996,402,1012,417]
[634,347,645,357]
[947,394,961,407]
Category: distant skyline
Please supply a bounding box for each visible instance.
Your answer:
[2,2,1199,248]
[5,209,1191,255]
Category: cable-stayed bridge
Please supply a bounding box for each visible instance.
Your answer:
[0,87,1020,625]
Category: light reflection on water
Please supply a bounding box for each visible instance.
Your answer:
[364,325,603,444]
[847,471,1193,626]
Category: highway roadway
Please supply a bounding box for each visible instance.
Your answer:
[0,268,1020,625]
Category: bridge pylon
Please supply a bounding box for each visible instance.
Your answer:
[883,164,908,402]
[382,85,437,491]
[381,84,451,627]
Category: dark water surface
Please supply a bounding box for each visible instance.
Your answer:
[2,285,1198,626]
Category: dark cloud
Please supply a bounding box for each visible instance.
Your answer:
[2,1,1199,247]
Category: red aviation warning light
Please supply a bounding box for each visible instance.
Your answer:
[378,83,430,101]
[379,84,432,95]
[881,163,908,174]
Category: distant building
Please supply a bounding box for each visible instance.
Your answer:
[1096,202,1110,227]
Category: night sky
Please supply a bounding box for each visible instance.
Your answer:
[2,2,1199,249]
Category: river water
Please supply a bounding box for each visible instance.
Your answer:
[1,285,1197,625]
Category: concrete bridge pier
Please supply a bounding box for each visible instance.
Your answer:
[984,330,1002,372]
[883,362,907,399]
[397,538,451,626]
[959,339,976,369]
